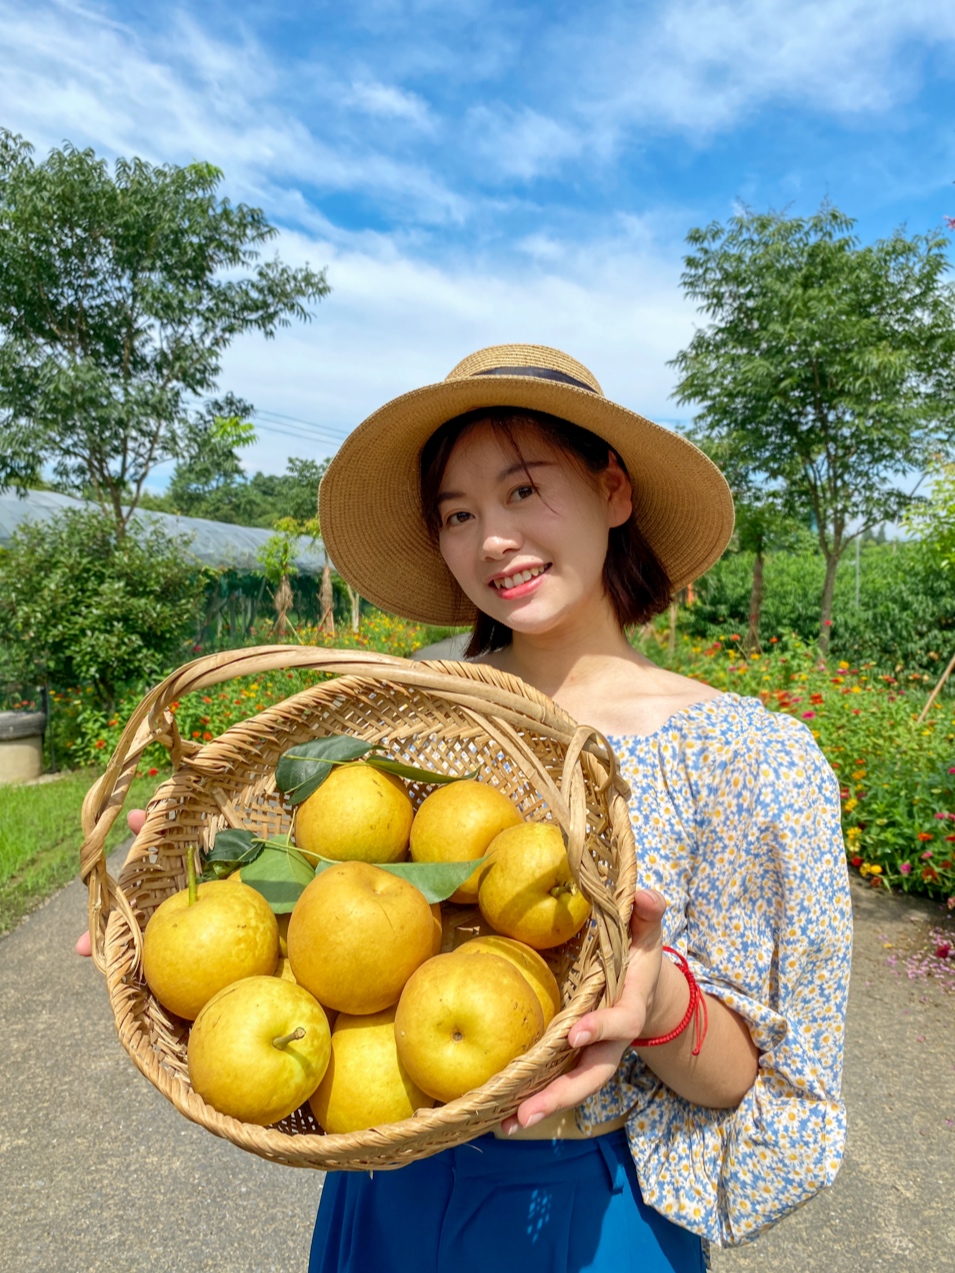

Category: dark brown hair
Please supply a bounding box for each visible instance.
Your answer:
[419,407,672,657]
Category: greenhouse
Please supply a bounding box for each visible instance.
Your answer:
[0,489,327,573]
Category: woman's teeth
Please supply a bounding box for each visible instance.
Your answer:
[494,567,545,590]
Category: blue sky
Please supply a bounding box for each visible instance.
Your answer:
[2,0,955,483]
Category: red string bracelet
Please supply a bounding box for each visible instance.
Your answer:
[632,946,709,1056]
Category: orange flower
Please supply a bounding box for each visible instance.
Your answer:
[202,731,213,741]
[917,832,933,842]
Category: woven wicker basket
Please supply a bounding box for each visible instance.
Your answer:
[80,647,635,1171]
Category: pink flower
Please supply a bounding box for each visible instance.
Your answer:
[823,619,833,626]
[899,862,912,875]
[936,942,953,960]
[802,711,816,719]
[921,850,934,860]
[948,897,955,910]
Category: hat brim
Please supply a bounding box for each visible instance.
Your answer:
[319,375,734,627]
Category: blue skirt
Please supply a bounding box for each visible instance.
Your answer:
[309,1131,705,1273]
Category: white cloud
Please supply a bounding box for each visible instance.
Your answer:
[214,222,697,477]
[569,0,955,142]
[0,1,466,224]
[345,80,435,130]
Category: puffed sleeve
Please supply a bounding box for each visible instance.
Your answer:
[590,708,852,1246]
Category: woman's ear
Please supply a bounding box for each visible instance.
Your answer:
[602,452,633,528]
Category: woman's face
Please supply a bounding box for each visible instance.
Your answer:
[435,423,632,640]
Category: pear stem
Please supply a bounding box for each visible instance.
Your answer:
[272,1027,306,1049]
[186,849,198,906]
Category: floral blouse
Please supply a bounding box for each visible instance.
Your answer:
[575,692,852,1248]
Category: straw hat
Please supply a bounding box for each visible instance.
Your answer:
[319,343,734,626]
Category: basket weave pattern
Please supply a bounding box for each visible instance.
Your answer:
[81,648,635,1171]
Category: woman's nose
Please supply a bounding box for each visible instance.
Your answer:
[481,519,521,559]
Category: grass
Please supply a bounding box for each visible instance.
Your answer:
[0,768,158,936]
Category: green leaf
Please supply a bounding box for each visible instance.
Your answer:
[275,735,382,805]
[203,827,260,865]
[238,842,317,913]
[364,756,479,785]
[312,856,487,904]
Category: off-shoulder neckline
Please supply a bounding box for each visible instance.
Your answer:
[603,691,759,744]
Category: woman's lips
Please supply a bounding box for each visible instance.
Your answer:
[489,564,551,600]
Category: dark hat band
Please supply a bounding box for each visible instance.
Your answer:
[473,366,597,393]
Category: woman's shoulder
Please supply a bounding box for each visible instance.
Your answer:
[608,689,827,781]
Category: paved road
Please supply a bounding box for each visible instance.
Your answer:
[1,848,952,1272]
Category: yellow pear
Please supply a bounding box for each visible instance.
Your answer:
[478,822,591,950]
[293,763,413,864]
[309,1007,434,1133]
[452,935,561,1026]
[287,861,434,1014]
[410,779,523,903]
[188,976,331,1125]
[395,951,544,1103]
[143,879,279,1020]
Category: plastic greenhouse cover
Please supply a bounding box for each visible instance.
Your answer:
[0,490,327,575]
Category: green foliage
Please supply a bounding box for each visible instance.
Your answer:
[48,609,429,767]
[0,130,329,527]
[904,459,955,573]
[0,506,210,712]
[256,516,320,586]
[671,202,955,644]
[640,630,955,907]
[142,455,329,528]
[685,540,955,673]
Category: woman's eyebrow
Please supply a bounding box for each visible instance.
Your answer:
[436,460,553,506]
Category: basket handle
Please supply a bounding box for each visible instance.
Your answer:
[79,646,420,970]
[559,725,629,1006]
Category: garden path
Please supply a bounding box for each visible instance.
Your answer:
[0,847,951,1273]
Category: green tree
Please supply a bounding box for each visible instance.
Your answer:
[904,459,955,573]
[670,203,955,653]
[0,131,329,531]
[0,508,210,712]
[255,515,321,639]
[163,395,256,513]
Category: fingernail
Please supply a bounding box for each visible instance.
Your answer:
[504,1121,519,1136]
[573,1030,592,1047]
[522,1113,544,1129]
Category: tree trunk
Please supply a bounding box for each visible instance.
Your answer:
[668,599,678,656]
[745,551,764,653]
[320,562,335,635]
[346,583,361,633]
[818,552,839,656]
[274,574,293,640]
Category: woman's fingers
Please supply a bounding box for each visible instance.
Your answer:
[75,929,92,957]
[503,1038,629,1130]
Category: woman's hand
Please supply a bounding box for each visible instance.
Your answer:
[74,808,146,957]
[501,887,682,1132]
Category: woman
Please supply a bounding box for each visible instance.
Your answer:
[308,344,851,1272]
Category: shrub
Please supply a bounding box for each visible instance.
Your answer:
[0,507,211,713]
[686,540,955,674]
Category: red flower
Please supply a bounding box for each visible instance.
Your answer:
[810,693,824,705]
[769,636,779,643]
[936,942,952,960]
[202,731,213,741]
[802,710,816,719]
[94,739,106,749]
[917,832,933,842]
[823,619,833,626]
[850,855,863,867]
[147,767,158,777]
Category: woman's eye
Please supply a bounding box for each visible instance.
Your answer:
[443,510,471,528]
[512,484,536,501]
